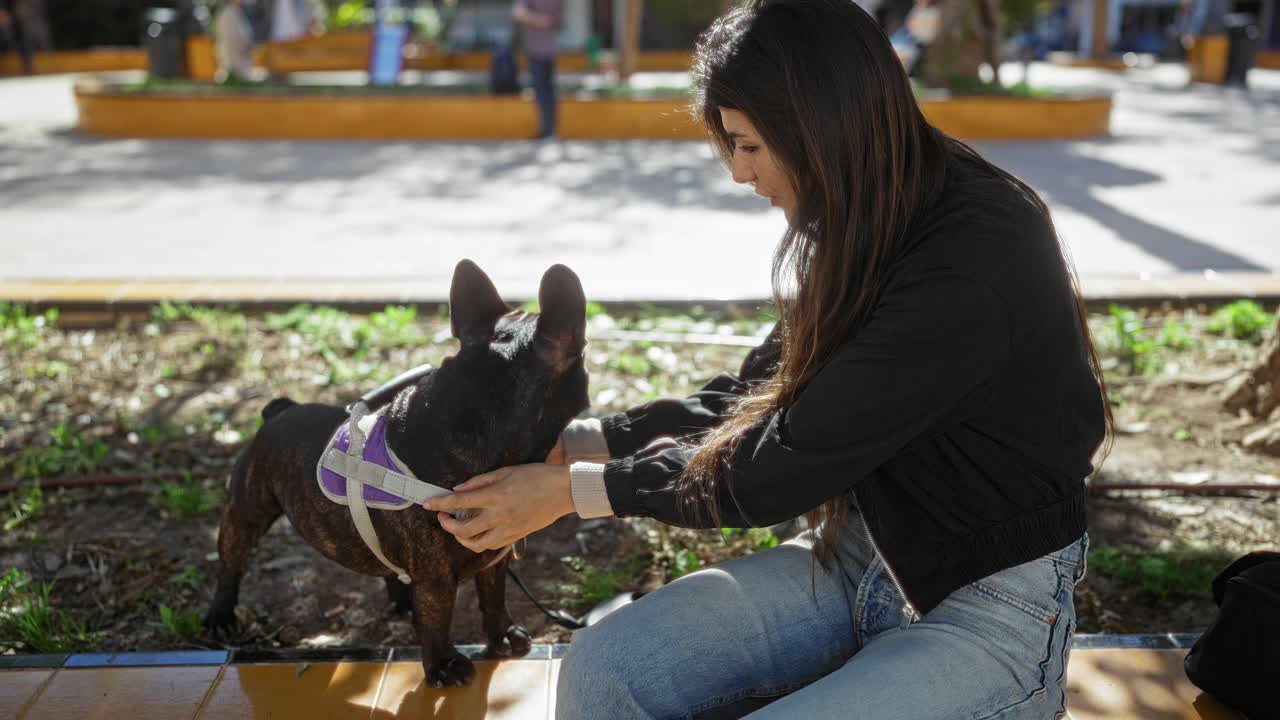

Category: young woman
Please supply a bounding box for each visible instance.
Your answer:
[423,1,1110,717]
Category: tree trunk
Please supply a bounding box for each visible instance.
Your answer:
[619,0,642,79]
[1222,315,1280,455]
[923,0,992,88]
[1089,0,1109,60]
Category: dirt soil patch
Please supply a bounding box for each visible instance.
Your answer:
[2,302,1278,655]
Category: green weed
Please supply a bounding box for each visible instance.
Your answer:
[0,569,92,653]
[1088,544,1234,601]
[3,483,44,532]
[668,548,703,579]
[559,556,647,608]
[1207,301,1273,342]
[155,604,203,641]
[169,564,206,591]
[1158,318,1197,352]
[12,424,109,480]
[1105,305,1161,375]
[156,476,219,517]
[25,360,69,380]
[609,352,653,376]
[0,302,58,351]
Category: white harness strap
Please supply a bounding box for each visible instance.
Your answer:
[321,401,517,585]
[336,402,418,584]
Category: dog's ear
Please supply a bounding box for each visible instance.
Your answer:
[450,259,509,344]
[534,264,586,371]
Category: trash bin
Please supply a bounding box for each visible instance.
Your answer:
[142,7,186,80]
[1223,13,1261,86]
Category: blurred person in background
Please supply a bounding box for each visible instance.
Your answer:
[513,0,562,140]
[269,0,318,43]
[216,0,256,80]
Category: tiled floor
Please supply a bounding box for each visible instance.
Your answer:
[0,643,1251,719]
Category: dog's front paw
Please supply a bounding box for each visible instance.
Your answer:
[203,606,238,639]
[484,625,532,658]
[426,652,475,688]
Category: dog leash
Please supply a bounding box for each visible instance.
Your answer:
[507,566,585,630]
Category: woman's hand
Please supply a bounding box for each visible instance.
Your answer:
[424,462,574,552]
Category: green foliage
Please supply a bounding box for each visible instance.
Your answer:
[3,483,44,533]
[748,527,779,552]
[1,303,58,351]
[720,526,780,552]
[559,556,647,608]
[609,352,654,376]
[266,304,426,384]
[170,564,206,591]
[0,569,92,654]
[1159,317,1198,351]
[156,476,220,517]
[1104,305,1162,375]
[669,547,703,579]
[12,424,109,481]
[1207,301,1273,342]
[1088,545,1234,601]
[155,604,204,642]
[136,422,182,447]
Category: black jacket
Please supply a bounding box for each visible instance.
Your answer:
[594,161,1106,616]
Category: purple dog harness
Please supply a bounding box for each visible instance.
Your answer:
[316,401,453,583]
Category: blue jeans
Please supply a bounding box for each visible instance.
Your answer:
[529,55,557,138]
[556,503,1088,719]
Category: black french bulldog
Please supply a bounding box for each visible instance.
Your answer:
[204,260,590,687]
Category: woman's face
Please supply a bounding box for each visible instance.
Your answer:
[720,108,796,222]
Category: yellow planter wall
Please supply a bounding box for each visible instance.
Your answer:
[75,83,1110,142]
[0,48,146,76]
[919,95,1112,140]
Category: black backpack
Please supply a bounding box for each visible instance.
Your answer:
[490,46,520,95]
[1184,551,1280,719]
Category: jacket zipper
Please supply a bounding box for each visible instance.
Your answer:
[853,493,920,628]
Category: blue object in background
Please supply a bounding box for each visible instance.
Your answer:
[370,21,408,85]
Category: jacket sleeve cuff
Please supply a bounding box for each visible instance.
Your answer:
[598,412,632,456]
[560,418,611,463]
[569,462,614,518]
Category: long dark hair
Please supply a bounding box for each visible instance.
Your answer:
[679,0,1113,566]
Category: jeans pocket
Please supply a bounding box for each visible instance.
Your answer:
[969,556,1064,626]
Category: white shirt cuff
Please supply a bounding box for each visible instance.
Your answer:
[560,418,610,463]
[569,462,614,519]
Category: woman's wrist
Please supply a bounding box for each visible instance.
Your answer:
[568,462,613,519]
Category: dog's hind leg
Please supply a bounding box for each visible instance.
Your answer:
[477,556,532,659]
[384,575,413,614]
[204,453,282,637]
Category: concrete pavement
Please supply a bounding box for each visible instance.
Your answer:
[1,62,1277,302]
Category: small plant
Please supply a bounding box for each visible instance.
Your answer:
[1158,317,1197,352]
[156,476,219,517]
[559,557,647,609]
[170,564,206,591]
[1207,300,1273,342]
[155,604,204,642]
[748,527,780,552]
[1088,545,1234,601]
[669,547,703,579]
[1173,428,1193,442]
[136,422,181,446]
[609,352,653,376]
[1105,305,1161,375]
[3,482,44,532]
[0,569,92,653]
[13,424,109,480]
[0,302,58,351]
